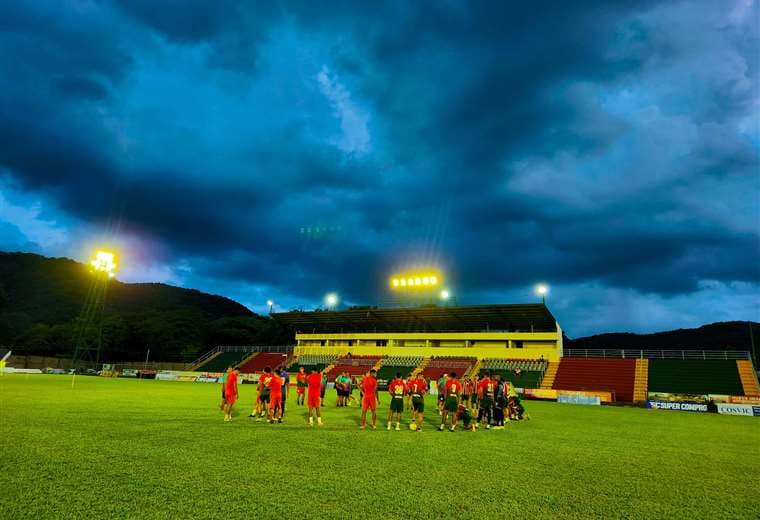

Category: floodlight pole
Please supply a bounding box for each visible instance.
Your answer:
[72,270,111,372]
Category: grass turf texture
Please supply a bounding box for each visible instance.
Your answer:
[1,375,759,519]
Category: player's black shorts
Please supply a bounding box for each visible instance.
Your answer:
[412,397,424,412]
[260,393,270,404]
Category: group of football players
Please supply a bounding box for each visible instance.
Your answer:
[220,365,527,430]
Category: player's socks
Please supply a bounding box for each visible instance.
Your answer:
[309,417,314,426]
[387,422,392,430]
[317,417,323,426]
[449,426,455,432]
[438,424,444,431]
[395,422,400,431]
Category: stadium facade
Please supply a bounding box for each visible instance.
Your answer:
[272,303,564,361]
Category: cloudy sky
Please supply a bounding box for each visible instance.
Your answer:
[0,1,758,336]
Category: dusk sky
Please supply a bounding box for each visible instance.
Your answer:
[0,1,758,336]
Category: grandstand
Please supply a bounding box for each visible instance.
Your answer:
[274,303,563,362]
[237,352,290,374]
[375,356,424,386]
[420,357,475,381]
[324,355,380,381]
[480,358,548,389]
[648,359,744,396]
[289,353,338,374]
[193,351,250,373]
[551,358,637,402]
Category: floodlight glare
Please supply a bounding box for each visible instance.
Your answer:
[400,279,407,287]
[440,289,450,300]
[536,284,548,296]
[423,277,430,285]
[414,277,421,285]
[267,300,274,307]
[430,275,438,285]
[325,293,338,307]
[91,251,117,275]
[392,279,399,287]
[407,278,414,286]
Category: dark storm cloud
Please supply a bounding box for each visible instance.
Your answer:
[0,1,758,333]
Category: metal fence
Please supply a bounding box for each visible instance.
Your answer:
[564,349,751,360]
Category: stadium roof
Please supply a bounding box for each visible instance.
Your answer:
[272,304,557,334]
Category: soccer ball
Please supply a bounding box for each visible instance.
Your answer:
[409,422,418,431]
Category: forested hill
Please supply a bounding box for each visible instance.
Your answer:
[567,321,759,352]
[0,252,289,361]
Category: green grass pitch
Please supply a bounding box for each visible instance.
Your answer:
[1,375,759,519]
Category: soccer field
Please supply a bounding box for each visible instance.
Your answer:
[1,375,758,519]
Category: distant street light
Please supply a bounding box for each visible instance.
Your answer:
[536,284,549,304]
[325,293,338,309]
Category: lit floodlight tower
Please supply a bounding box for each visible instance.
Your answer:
[72,250,119,371]
[389,269,443,306]
[440,289,451,301]
[536,283,549,304]
[267,300,274,313]
[325,293,338,309]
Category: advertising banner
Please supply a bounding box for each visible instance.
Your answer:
[646,401,708,412]
[558,394,601,405]
[523,388,558,400]
[647,392,709,403]
[121,369,138,378]
[196,376,219,383]
[175,375,198,382]
[716,403,760,416]
[558,390,613,403]
[155,372,178,381]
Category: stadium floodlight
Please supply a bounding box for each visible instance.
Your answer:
[440,289,450,301]
[325,293,338,308]
[90,251,117,276]
[389,270,443,291]
[536,284,549,304]
[267,300,274,313]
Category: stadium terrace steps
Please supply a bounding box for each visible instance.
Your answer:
[195,351,251,372]
[736,360,760,396]
[552,358,637,402]
[480,369,543,389]
[648,359,744,396]
[236,352,258,370]
[540,362,558,389]
[467,359,482,379]
[411,358,430,377]
[420,357,475,381]
[325,356,381,381]
[633,359,649,402]
[237,352,290,373]
[191,350,221,371]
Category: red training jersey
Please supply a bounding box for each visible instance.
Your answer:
[307,373,322,393]
[388,379,407,399]
[361,376,378,396]
[444,378,461,398]
[408,378,427,397]
[269,374,282,396]
[477,377,494,398]
[225,371,238,397]
[296,373,307,386]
